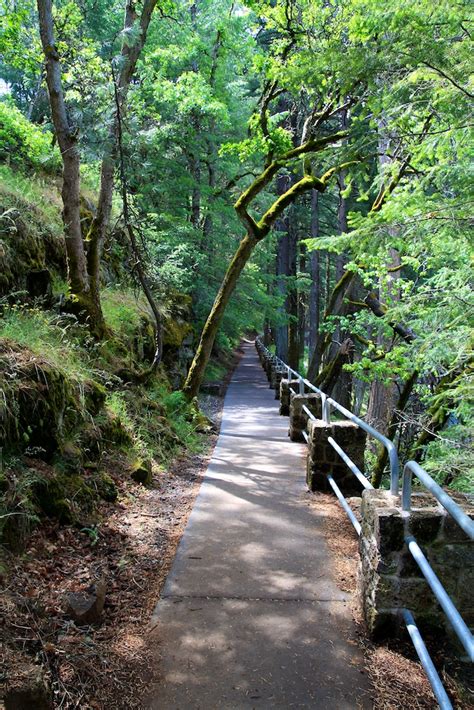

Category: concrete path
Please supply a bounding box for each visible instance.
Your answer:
[148,341,371,709]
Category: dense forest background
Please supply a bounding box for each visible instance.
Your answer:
[0,0,473,527]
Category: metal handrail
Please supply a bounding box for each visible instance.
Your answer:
[402,610,453,709]
[327,474,362,535]
[323,398,399,494]
[256,337,472,705]
[402,460,474,538]
[328,436,373,491]
[256,336,473,707]
[405,536,474,661]
[401,460,474,662]
[256,337,399,493]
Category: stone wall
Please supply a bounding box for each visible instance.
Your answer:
[271,366,286,399]
[306,419,367,495]
[288,393,322,441]
[279,378,300,416]
[359,489,474,645]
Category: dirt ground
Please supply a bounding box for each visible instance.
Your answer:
[0,432,217,708]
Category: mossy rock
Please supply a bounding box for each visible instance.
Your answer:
[130,459,152,485]
[163,317,193,348]
[33,478,74,524]
[92,471,117,502]
[0,341,96,458]
[55,440,83,474]
[83,380,107,415]
[33,473,96,523]
[99,412,133,448]
[79,423,103,461]
[0,197,65,297]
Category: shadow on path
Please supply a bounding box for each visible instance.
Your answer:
[146,341,372,709]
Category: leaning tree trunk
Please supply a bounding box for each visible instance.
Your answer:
[298,236,306,365]
[371,369,419,487]
[329,168,353,407]
[183,127,354,400]
[182,235,256,399]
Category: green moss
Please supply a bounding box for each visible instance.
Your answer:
[0,166,65,296]
[163,316,193,347]
[93,472,117,502]
[130,459,152,485]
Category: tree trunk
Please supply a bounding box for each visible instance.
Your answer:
[274,174,290,360]
[309,189,320,373]
[330,169,352,407]
[287,205,299,369]
[298,237,306,365]
[183,235,256,399]
[114,75,163,371]
[188,153,201,227]
[36,0,96,320]
[86,0,158,336]
[315,338,354,396]
[371,369,419,487]
[366,123,402,435]
[201,28,222,254]
[183,127,348,400]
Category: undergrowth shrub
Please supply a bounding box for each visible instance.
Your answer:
[0,101,60,174]
[101,287,146,339]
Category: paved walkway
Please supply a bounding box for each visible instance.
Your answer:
[148,341,371,708]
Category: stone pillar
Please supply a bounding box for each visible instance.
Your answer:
[265,357,275,382]
[289,393,322,441]
[279,378,300,416]
[306,419,367,494]
[359,489,474,642]
[271,366,286,399]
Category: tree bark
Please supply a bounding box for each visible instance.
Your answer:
[307,269,354,381]
[183,235,256,399]
[287,205,299,369]
[315,338,354,396]
[114,74,162,372]
[36,0,96,318]
[86,0,158,335]
[274,173,290,360]
[330,169,352,407]
[308,190,320,371]
[298,236,306,365]
[371,369,419,487]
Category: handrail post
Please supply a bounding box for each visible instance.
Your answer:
[388,441,399,496]
[321,393,330,424]
[402,462,413,512]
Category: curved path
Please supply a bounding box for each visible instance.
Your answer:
[147,340,371,708]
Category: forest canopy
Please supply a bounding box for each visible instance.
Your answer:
[0,0,473,491]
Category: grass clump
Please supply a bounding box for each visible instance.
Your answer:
[0,164,63,235]
[0,304,93,382]
[101,287,148,339]
[203,360,227,384]
[105,382,202,471]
